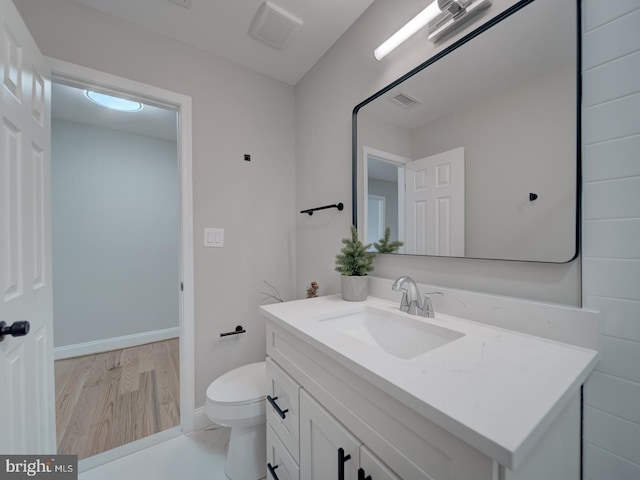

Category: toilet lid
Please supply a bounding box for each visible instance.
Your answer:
[206,361,266,405]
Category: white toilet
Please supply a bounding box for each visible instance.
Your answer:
[205,361,267,480]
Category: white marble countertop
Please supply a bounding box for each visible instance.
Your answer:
[260,294,598,469]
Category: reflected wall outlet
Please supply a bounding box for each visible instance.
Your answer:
[204,228,224,247]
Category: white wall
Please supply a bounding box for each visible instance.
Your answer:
[581,1,640,479]
[19,0,296,407]
[51,120,179,348]
[295,0,580,305]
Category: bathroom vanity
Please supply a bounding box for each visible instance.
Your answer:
[260,294,597,480]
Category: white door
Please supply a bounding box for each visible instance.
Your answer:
[300,390,360,480]
[0,0,55,454]
[405,147,465,256]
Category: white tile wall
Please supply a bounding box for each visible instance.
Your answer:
[584,407,640,466]
[594,336,640,384]
[583,134,640,182]
[583,259,640,299]
[582,94,640,145]
[582,7,640,70]
[584,296,640,342]
[583,219,640,259]
[582,1,640,478]
[584,443,640,480]
[585,372,640,424]
[583,0,640,31]
[582,51,640,107]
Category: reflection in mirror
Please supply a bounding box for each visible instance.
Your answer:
[355,0,578,263]
[365,149,406,251]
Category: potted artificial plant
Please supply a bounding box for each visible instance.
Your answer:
[335,225,376,301]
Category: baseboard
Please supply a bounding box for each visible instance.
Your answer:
[54,327,180,360]
[78,427,182,473]
[193,406,216,431]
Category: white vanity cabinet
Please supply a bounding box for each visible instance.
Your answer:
[267,423,299,480]
[265,321,497,480]
[265,357,301,479]
[360,446,402,480]
[267,352,403,480]
[262,295,597,480]
[300,389,400,480]
[266,358,300,460]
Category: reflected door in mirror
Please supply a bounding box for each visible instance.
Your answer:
[405,148,465,256]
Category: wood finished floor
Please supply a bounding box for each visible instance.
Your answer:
[55,338,180,460]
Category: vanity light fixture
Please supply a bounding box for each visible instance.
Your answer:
[84,90,143,112]
[373,0,492,61]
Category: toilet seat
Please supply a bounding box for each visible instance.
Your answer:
[205,362,266,428]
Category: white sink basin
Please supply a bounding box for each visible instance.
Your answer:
[317,305,464,359]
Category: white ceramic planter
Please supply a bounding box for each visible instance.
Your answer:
[340,275,368,301]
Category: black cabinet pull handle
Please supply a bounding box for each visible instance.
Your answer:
[267,395,289,419]
[338,447,352,480]
[267,463,280,480]
[0,321,30,342]
[358,467,372,480]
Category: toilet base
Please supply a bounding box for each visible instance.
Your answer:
[225,423,266,480]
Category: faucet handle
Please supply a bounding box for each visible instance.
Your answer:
[421,292,443,318]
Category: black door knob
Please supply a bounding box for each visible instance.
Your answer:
[0,320,30,341]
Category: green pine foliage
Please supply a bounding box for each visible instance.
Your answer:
[335,225,376,276]
[374,227,404,253]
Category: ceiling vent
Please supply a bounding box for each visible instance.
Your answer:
[249,2,303,49]
[389,92,421,109]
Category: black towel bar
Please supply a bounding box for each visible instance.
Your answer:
[300,202,344,215]
[220,325,246,337]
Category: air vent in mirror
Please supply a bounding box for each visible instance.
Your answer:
[389,92,421,109]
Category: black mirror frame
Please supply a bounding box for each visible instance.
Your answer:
[352,0,581,264]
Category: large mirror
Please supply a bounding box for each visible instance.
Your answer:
[353,0,579,263]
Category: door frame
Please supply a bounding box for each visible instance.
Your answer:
[367,194,386,246]
[47,58,195,468]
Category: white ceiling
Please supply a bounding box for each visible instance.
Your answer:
[50,0,377,143]
[70,0,376,86]
[52,82,178,142]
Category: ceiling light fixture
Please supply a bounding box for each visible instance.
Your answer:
[84,90,143,112]
[373,0,492,61]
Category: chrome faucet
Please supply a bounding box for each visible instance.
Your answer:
[391,276,443,318]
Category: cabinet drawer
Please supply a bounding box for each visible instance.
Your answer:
[266,357,300,461]
[267,424,299,480]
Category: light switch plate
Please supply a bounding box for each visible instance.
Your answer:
[204,228,224,248]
